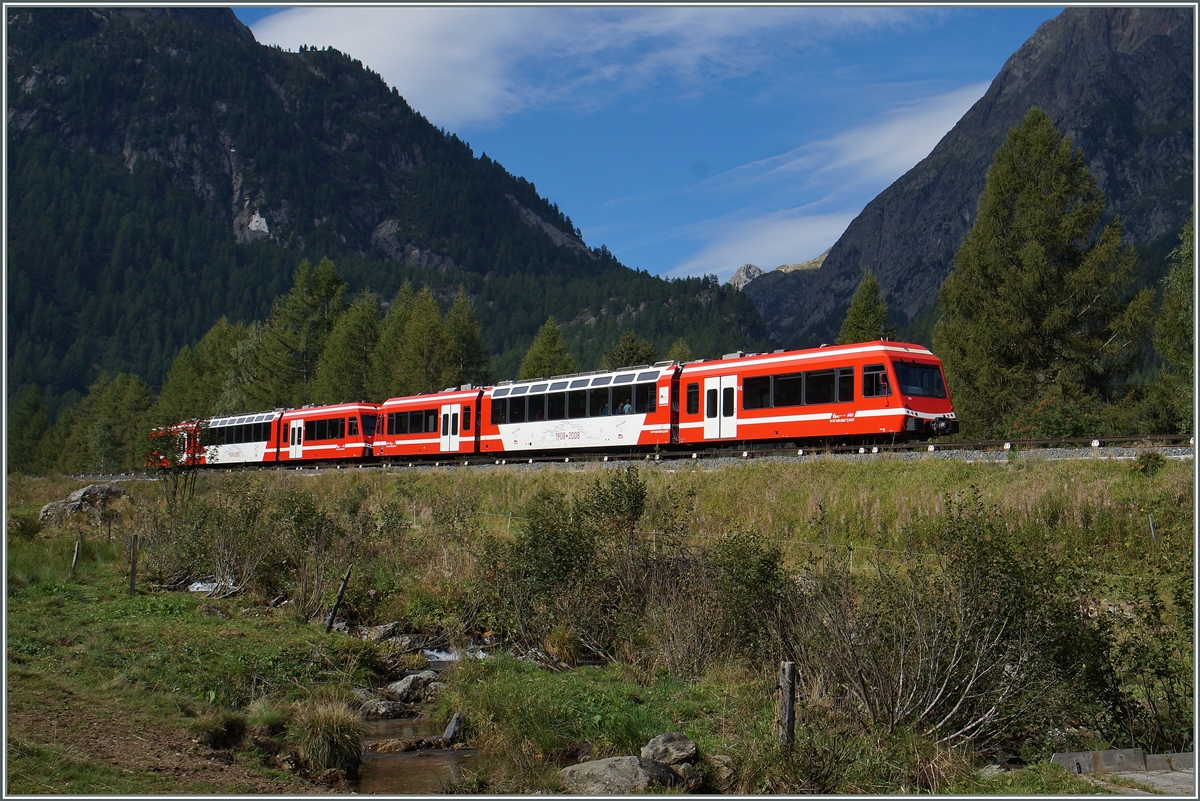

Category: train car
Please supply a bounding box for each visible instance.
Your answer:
[147,420,206,468]
[479,365,676,455]
[675,341,957,446]
[197,410,286,466]
[375,388,483,459]
[277,402,381,464]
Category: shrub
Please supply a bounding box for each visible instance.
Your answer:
[188,709,247,749]
[288,699,364,777]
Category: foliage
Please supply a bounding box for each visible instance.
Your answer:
[153,318,250,423]
[443,286,493,388]
[934,108,1154,438]
[1149,209,1194,431]
[836,270,898,344]
[518,317,577,380]
[665,337,693,363]
[310,292,380,405]
[287,699,363,777]
[601,331,657,370]
[50,373,154,474]
[7,385,53,475]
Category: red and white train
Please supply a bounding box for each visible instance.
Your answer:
[152,341,958,467]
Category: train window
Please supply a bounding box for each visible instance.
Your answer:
[706,388,718,418]
[589,388,610,416]
[363,414,377,437]
[463,407,471,431]
[743,376,771,409]
[863,364,891,397]
[547,392,566,420]
[894,362,946,398]
[837,368,854,403]
[452,413,459,436]
[510,385,528,395]
[569,378,590,389]
[349,417,359,437]
[549,381,568,391]
[568,390,588,418]
[614,373,635,385]
[528,395,546,421]
[305,420,316,441]
[493,387,510,398]
[687,383,700,415]
[530,383,548,394]
[491,399,507,425]
[442,414,449,436]
[634,383,655,413]
[509,396,527,423]
[805,370,836,405]
[335,418,346,439]
[591,376,611,386]
[425,409,438,433]
[613,385,633,414]
[774,373,802,407]
[637,371,658,382]
[722,387,735,417]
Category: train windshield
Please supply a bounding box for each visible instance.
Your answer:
[361,414,377,437]
[894,362,946,398]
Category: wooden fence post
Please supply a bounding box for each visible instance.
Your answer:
[128,534,139,595]
[778,661,796,749]
[70,528,83,578]
[325,565,353,634]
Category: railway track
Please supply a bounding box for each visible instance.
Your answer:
[75,434,1193,482]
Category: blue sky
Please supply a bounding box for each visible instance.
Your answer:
[235,6,1063,282]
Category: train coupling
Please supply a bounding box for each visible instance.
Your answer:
[906,416,960,436]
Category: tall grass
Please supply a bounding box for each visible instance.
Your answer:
[287,699,363,776]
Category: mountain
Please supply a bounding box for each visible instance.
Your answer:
[6,7,772,413]
[744,7,1193,348]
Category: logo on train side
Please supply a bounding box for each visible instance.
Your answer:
[830,411,856,423]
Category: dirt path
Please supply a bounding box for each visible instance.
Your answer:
[6,674,327,794]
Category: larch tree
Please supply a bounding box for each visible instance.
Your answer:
[1152,208,1194,429]
[397,287,450,395]
[932,108,1153,438]
[369,282,416,401]
[152,317,249,424]
[602,331,657,370]
[443,286,492,389]
[518,317,577,380]
[311,292,381,404]
[666,337,693,363]
[836,270,898,344]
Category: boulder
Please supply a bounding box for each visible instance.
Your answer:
[359,699,412,720]
[385,670,438,702]
[559,756,677,795]
[39,482,127,524]
[642,731,697,766]
[364,622,399,642]
[442,712,464,743]
[672,762,704,792]
[704,754,736,793]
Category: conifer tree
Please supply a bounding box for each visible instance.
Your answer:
[54,373,153,474]
[369,282,416,401]
[443,286,492,388]
[153,317,249,424]
[7,385,52,475]
[602,331,657,370]
[933,108,1153,437]
[519,317,577,380]
[397,287,450,395]
[1153,209,1194,428]
[836,271,897,344]
[311,293,381,404]
[666,337,693,363]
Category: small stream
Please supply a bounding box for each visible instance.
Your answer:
[355,716,484,794]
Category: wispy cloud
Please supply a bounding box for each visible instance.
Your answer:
[252,7,935,129]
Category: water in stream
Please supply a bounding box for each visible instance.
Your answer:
[355,716,483,794]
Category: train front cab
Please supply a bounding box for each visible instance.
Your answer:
[376,388,483,459]
[480,365,675,455]
[674,342,957,445]
[278,402,380,464]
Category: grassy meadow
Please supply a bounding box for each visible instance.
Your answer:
[5,451,1193,793]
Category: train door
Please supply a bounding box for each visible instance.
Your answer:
[439,403,461,452]
[289,420,303,459]
[703,375,738,439]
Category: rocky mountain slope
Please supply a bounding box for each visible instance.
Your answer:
[745,7,1193,348]
[7,7,771,407]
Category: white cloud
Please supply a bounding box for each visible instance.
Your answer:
[252,6,934,129]
[665,210,855,282]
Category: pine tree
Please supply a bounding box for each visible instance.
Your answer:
[397,287,450,395]
[933,108,1153,437]
[369,282,416,401]
[311,292,381,404]
[518,317,577,380]
[7,385,52,475]
[666,337,693,363]
[443,286,492,388]
[602,331,657,370]
[836,271,897,344]
[153,317,249,424]
[1152,208,1194,430]
[54,373,153,474]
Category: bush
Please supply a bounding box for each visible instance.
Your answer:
[188,709,247,749]
[288,700,363,777]
[246,697,290,735]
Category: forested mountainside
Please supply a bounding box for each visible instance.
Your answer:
[744,6,1193,348]
[7,7,771,415]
